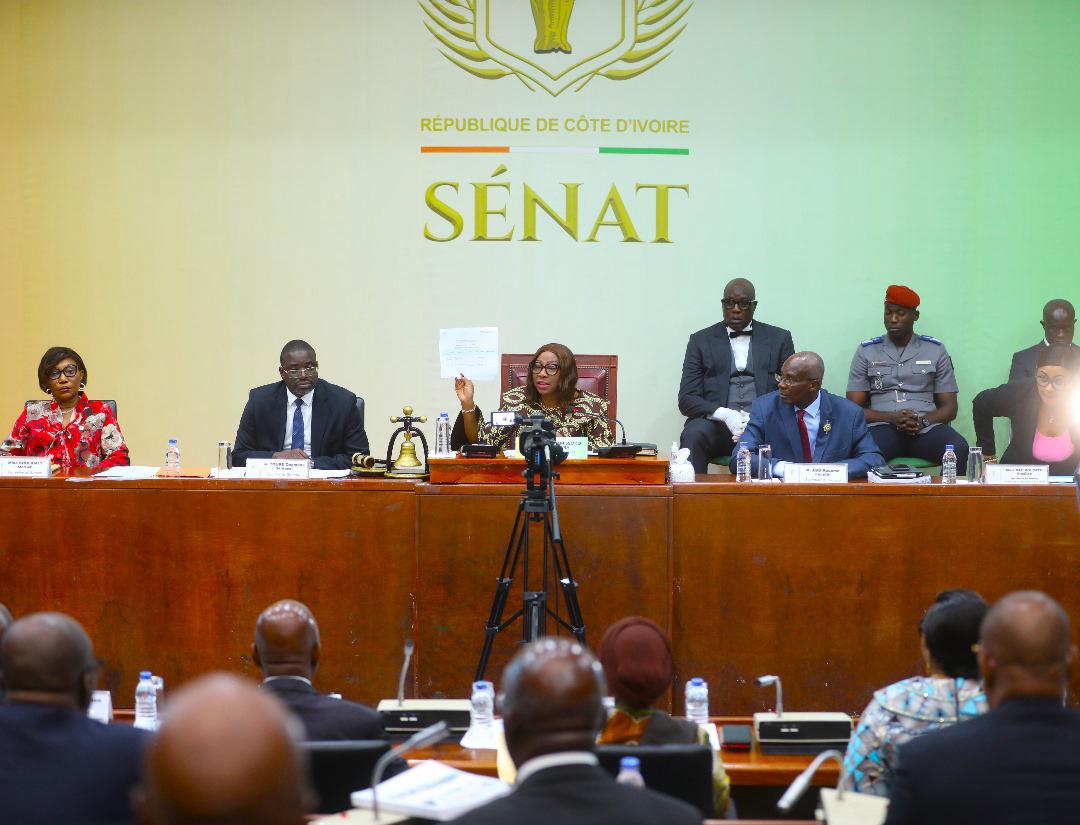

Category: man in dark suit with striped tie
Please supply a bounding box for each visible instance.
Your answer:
[233,340,369,470]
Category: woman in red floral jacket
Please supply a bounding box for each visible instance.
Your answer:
[1,347,129,471]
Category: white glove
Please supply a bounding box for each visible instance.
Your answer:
[711,407,750,440]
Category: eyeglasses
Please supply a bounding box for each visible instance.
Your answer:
[47,365,80,380]
[775,374,807,386]
[530,361,560,376]
[282,365,318,377]
[1036,372,1071,390]
[722,299,757,311]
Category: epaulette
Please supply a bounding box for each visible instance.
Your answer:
[861,336,882,347]
[919,334,942,344]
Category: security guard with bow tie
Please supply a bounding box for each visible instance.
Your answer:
[846,285,970,473]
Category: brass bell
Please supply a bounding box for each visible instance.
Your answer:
[394,434,423,469]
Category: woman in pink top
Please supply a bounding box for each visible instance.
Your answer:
[973,344,1080,475]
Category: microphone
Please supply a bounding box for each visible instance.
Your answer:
[396,640,414,707]
[573,407,629,445]
[776,749,846,812]
[368,721,450,820]
[756,674,783,717]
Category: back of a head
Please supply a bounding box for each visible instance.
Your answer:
[598,616,674,710]
[137,673,310,825]
[0,612,95,702]
[500,638,606,766]
[921,592,989,679]
[253,600,320,677]
[980,590,1074,704]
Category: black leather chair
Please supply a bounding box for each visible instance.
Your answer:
[595,743,714,818]
[301,739,390,814]
[355,396,365,433]
[29,399,118,418]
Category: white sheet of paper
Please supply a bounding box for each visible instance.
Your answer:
[440,327,498,381]
[310,468,351,479]
[92,465,161,480]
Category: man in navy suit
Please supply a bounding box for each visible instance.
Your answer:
[254,600,387,742]
[0,612,149,825]
[678,278,796,473]
[233,340,369,470]
[885,591,1080,825]
[1009,299,1078,380]
[734,351,884,479]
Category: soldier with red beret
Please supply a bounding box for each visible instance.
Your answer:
[846,285,969,472]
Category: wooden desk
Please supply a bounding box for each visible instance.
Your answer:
[428,455,667,485]
[2,476,1078,712]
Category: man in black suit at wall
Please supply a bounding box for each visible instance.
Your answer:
[0,612,149,825]
[449,638,700,825]
[254,599,387,742]
[233,339,369,470]
[1009,299,1078,380]
[885,590,1080,825]
[678,278,795,474]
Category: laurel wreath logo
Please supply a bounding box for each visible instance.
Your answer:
[420,0,691,96]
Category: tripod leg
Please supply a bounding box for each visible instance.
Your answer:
[547,514,586,644]
[522,591,546,642]
[476,501,532,681]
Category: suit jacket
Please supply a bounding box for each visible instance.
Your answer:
[678,320,795,419]
[734,389,884,479]
[0,702,149,825]
[448,762,701,825]
[1009,341,1080,381]
[973,378,1080,475]
[233,378,369,470]
[884,697,1080,825]
[261,678,386,741]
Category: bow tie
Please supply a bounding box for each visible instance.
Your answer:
[729,329,752,339]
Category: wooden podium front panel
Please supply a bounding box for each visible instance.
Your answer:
[428,456,668,485]
[0,477,417,706]
[673,481,1080,715]
[415,484,672,697]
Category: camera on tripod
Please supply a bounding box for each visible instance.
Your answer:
[491,411,568,470]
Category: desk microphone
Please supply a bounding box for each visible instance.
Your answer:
[368,721,450,820]
[571,408,658,457]
[572,407,630,445]
[396,640,414,707]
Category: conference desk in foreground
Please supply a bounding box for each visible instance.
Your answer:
[1,474,1078,712]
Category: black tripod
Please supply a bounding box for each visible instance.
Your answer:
[475,442,586,681]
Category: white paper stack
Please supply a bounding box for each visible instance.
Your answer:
[350,760,510,822]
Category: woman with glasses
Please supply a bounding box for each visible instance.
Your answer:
[1,346,129,471]
[972,343,1080,475]
[453,342,614,450]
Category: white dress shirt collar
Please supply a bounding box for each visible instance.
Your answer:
[262,675,313,687]
[514,751,599,785]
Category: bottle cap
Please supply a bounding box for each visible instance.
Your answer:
[440,412,448,417]
[168,439,178,445]
[620,756,641,770]
[140,670,152,680]
[945,444,954,450]
[689,676,705,686]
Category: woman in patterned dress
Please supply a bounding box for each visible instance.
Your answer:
[454,342,613,450]
[1,347,129,472]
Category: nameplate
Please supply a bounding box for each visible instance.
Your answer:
[246,458,310,479]
[88,690,113,724]
[0,456,51,478]
[985,464,1049,485]
[556,436,588,460]
[783,463,848,484]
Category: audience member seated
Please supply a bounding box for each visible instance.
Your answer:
[597,616,729,816]
[448,638,700,825]
[885,591,1080,825]
[133,673,312,825]
[0,612,149,825]
[253,599,386,741]
[973,344,1080,475]
[736,351,884,479]
[0,346,129,471]
[454,342,614,451]
[843,589,989,796]
[1009,299,1078,380]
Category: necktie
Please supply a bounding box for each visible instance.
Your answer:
[291,398,305,451]
[796,409,813,463]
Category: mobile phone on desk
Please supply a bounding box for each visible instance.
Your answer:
[721,723,752,751]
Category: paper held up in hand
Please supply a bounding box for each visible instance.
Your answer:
[350,759,510,822]
[440,327,499,381]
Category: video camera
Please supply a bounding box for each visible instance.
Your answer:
[491,411,567,472]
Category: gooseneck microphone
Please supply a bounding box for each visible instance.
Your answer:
[369,721,450,820]
[572,407,629,445]
[396,640,414,707]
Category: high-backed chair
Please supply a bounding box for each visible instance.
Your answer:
[29,400,118,419]
[595,743,714,818]
[501,353,618,419]
[300,739,390,814]
[355,396,365,433]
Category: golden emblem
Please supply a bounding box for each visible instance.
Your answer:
[421,0,692,97]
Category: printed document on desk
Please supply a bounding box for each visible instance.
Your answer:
[351,759,509,822]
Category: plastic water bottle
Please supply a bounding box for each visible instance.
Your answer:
[134,670,158,730]
[941,443,957,485]
[685,676,709,724]
[736,443,752,482]
[470,680,494,727]
[616,756,646,787]
[435,412,452,457]
[164,439,181,476]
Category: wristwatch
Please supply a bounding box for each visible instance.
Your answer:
[920,416,931,429]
